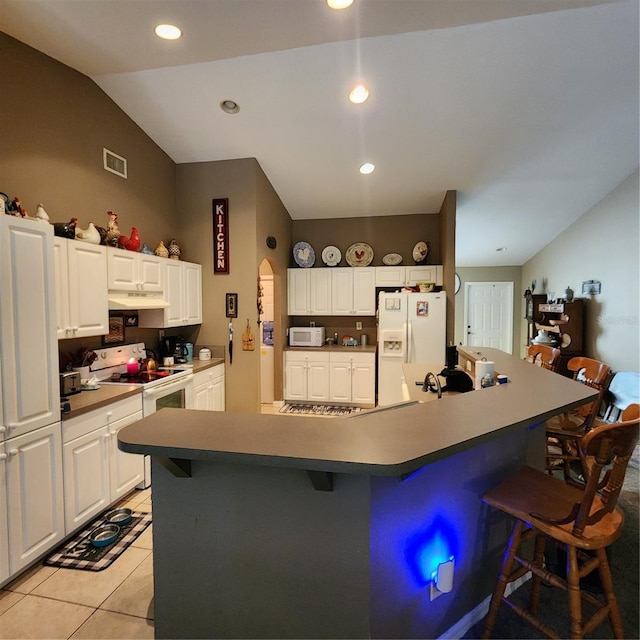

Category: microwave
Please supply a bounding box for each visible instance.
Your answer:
[289,326,325,347]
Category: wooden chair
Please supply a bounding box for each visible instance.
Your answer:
[545,356,611,483]
[482,404,640,639]
[527,344,561,371]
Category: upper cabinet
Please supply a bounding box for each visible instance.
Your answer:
[55,238,109,339]
[139,260,202,328]
[106,247,163,292]
[375,265,443,287]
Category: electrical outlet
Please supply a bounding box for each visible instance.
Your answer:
[356,321,363,330]
[310,321,315,327]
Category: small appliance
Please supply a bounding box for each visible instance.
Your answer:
[59,371,81,396]
[289,326,325,347]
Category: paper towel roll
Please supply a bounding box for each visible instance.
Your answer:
[475,360,495,389]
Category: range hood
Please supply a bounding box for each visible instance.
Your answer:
[108,292,169,310]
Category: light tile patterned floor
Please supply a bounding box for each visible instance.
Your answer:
[0,489,154,639]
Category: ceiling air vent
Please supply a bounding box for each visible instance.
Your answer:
[103,148,127,179]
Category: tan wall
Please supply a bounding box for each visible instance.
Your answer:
[292,213,441,267]
[176,158,292,412]
[439,190,457,343]
[1,32,177,248]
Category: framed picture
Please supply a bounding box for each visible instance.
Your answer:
[416,301,429,317]
[124,312,138,328]
[226,293,238,318]
[103,313,125,345]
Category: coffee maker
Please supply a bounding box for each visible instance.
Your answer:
[160,336,188,364]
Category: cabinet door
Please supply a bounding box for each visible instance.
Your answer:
[63,426,110,533]
[375,267,405,287]
[329,359,352,403]
[0,217,60,438]
[352,268,376,315]
[310,269,332,315]
[163,260,185,327]
[331,269,354,315]
[288,269,310,316]
[183,262,203,325]
[284,357,308,401]
[211,366,226,411]
[67,242,109,337]
[53,237,71,339]
[307,361,330,402]
[107,247,138,291]
[350,356,376,406]
[138,254,163,292]
[108,412,144,501]
[0,441,9,584]
[193,382,211,411]
[6,423,65,575]
[405,265,443,286]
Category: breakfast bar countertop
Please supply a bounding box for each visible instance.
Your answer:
[119,347,596,477]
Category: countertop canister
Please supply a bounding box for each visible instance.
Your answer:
[198,348,211,361]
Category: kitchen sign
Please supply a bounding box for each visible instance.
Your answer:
[212,198,229,274]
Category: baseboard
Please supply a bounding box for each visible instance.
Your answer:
[272,400,284,409]
[438,573,531,639]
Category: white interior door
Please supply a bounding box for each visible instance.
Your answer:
[464,282,514,354]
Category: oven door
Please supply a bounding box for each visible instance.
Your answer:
[142,374,194,416]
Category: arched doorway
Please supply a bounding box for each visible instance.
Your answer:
[259,258,275,407]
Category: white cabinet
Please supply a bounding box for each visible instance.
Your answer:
[288,268,376,316]
[139,260,202,328]
[107,247,163,292]
[329,352,375,406]
[62,395,144,533]
[193,365,226,412]
[0,440,8,584]
[55,237,109,339]
[6,422,65,576]
[284,351,330,403]
[1,216,60,439]
[284,350,374,406]
[375,265,443,287]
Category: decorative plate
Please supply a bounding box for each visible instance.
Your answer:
[293,241,315,268]
[382,253,403,266]
[345,243,374,267]
[412,241,430,264]
[321,245,341,266]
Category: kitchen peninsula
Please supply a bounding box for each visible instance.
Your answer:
[118,347,596,639]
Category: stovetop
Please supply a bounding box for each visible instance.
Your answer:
[105,369,184,385]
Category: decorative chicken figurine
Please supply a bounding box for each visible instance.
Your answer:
[75,222,101,244]
[34,203,50,223]
[168,239,181,260]
[105,211,121,246]
[140,243,154,255]
[53,217,78,238]
[155,241,169,258]
[118,227,141,252]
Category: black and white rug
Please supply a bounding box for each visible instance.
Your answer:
[44,510,151,572]
[279,403,362,416]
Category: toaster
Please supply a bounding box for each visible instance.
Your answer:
[60,371,81,396]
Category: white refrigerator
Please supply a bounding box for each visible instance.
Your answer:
[377,291,446,406]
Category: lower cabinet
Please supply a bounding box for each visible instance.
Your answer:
[284,351,375,407]
[62,395,144,534]
[0,441,8,585]
[4,422,65,578]
[193,365,226,411]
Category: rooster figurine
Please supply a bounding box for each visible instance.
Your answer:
[118,227,141,252]
[34,203,50,223]
[105,211,121,246]
[53,217,78,238]
[75,222,101,244]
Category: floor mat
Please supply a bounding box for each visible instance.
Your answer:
[44,511,151,571]
[279,403,362,416]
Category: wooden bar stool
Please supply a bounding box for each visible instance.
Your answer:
[527,344,561,371]
[481,404,639,639]
[545,356,611,483]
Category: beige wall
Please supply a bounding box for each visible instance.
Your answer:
[454,266,523,356]
[1,32,177,248]
[439,190,457,343]
[176,159,292,412]
[522,170,639,373]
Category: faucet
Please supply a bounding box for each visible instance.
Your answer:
[422,371,442,398]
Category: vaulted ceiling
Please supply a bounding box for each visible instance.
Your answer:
[1,0,637,266]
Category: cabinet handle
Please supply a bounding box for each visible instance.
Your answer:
[103,433,111,441]
[106,411,113,418]
[7,423,16,432]
[0,453,7,461]
[9,449,18,457]
[0,426,5,433]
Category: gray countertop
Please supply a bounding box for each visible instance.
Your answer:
[118,347,595,476]
[285,344,377,354]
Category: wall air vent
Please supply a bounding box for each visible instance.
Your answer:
[103,148,128,179]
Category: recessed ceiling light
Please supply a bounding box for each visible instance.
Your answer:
[349,84,369,104]
[327,0,354,8]
[220,100,240,114]
[496,247,507,252]
[360,163,375,175]
[154,24,182,40]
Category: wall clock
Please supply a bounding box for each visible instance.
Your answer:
[266,236,277,249]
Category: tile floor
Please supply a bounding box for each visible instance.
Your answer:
[0,489,154,639]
